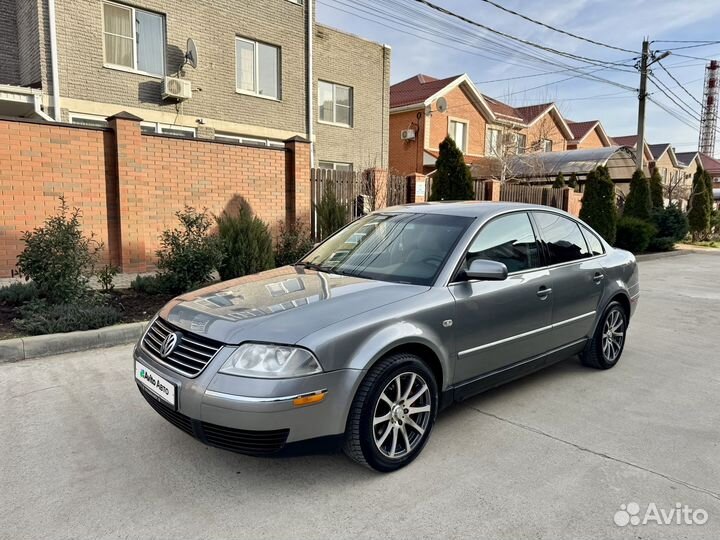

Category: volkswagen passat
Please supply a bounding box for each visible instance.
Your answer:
[134,202,639,472]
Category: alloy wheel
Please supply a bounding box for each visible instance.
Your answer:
[372,372,432,459]
[601,309,625,363]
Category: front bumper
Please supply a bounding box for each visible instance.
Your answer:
[134,345,363,454]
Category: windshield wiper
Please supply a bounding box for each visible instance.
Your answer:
[296,261,333,273]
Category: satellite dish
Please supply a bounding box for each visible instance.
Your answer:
[436,97,448,113]
[185,38,198,69]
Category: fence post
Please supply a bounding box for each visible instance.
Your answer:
[107,111,145,273]
[407,173,426,203]
[285,136,312,226]
[485,180,502,201]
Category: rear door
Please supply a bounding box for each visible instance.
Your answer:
[531,211,606,350]
[449,212,554,383]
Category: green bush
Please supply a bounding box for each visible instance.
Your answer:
[0,282,39,306]
[688,168,711,241]
[580,166,617,244]
[567,172,579,190]
[647,236,676,252]
[216,208,274,280]
[615,216,657,253]
[651,205,688,242]
[156,206,220,293]
[13,300,120,335]
[649,168,664,210]
[275,220,314,267]
[16,197,102,304]
[552,172,566,188]
[96,264,119,292]
[130,274,174,295]
[428,136,474,201]
[315,185,349,240]
[623,170,652,221]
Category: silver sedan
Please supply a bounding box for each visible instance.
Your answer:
[134,202,639,472]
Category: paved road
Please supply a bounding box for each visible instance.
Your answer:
[2,253,719,539]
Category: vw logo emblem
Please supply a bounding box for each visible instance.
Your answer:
[160,332,181,358]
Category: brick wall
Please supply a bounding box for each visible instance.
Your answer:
[313,24,390,170]
[0,0,20,85]
[388,109,423,175]
[427,86,487,157]
[521,112,568,152]
[574,128,605,150]
[0,115,310,277]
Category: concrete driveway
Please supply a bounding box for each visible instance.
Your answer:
[2,252,719,539]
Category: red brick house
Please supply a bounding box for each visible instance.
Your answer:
[566,120,613,150]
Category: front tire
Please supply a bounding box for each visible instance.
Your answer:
[343,353,438,472]
[581,301,628,369]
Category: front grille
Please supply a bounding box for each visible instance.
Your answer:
[142,317,222,377]
[202,422,290,455]
[139,385,193,436]
[138,386,290,455]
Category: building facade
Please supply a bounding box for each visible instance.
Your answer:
[0,0,389,170]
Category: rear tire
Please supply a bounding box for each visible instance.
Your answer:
[343,353,438,472]
[581,301,627,369]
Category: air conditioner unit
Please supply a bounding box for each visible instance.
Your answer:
[162,77,192,101]
[504,132,518,145]
[401,129,416,140]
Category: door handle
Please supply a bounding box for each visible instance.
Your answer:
[593,272,605,283]
[536,286,552,299]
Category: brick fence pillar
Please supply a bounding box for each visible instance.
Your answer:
[484,179,501,201]
[407,173,427,203]
[284,136,311,225]
[107,111,146,273]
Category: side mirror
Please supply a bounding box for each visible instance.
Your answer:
[465,259,508,281]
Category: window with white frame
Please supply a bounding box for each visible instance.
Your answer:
[103,2,165,76]
[318,81,353,126]
[236,38,280,99]
[318,161,353,172]
[68,113,108,128]
[140,122,195,138]
[449,120,468,153]
[542,139,553,152]
[516,133,527,154]
[486,128,502,156]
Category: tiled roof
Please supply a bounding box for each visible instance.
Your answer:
[612,135,638,148]
[674,151,699,166]
[482,94,523,121]
[699,153,720,173]
[648,143,671,160]
[566,120,599,142]
[514,103,554,124]
[389,74,463,108]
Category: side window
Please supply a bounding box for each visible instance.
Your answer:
[466,213,541,274]
[533,212,590,265]
[580,225,604,256]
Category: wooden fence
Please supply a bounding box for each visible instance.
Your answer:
[310,168,409,238]
[499,183,566,209]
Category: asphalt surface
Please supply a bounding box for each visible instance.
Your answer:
[2,252,719,539]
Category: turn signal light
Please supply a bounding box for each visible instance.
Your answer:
[293,391,326,407]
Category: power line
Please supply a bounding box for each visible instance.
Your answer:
[475,0,637,54]
[656,61,704,107]
[648,76,701,122]
[410,0,635,70]
[657,41,720,51]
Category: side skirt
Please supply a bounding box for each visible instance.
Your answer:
[449,338,588,403]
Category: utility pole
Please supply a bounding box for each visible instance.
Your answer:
[635,39,671,171]
[635,39,650,172]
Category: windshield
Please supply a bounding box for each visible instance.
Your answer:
[301,212,473,285]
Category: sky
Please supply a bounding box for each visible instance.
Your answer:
[316,0,720,154]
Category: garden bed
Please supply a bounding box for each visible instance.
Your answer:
[0,289,173,340]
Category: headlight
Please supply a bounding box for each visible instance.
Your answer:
[219,343,322,378]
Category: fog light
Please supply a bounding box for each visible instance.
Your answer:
[293,390,327,407]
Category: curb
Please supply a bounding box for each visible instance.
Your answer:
[0,321,148,363]
[636,248,720,262]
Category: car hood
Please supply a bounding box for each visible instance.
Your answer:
[159,266,428,345]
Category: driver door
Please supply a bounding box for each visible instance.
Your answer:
[449,212,554,384]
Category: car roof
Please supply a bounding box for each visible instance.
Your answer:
[377,201,570,219]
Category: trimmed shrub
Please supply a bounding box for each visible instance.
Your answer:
[649,167,664,210]
[651,204,688,242]
[688,168,711,241]
[580,166,617,244]
[13,300,120,335]
[16,197,102,304]
[156,206,220,293]
[647,236,676,252]
[275,220,314,267]
[623,170,652,221]
[615,216,657,253]
[429,136,474,201]
[0,282,39,307]
[552,172,566,188]
[567,172,579,190]
[216,208,274,280]
[315,184,350,240]
[130,274,174,295]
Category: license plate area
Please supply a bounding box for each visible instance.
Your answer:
[135,361,177,409]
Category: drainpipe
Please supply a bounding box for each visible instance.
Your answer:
[48,0,61,120]
[307,0,314,167]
